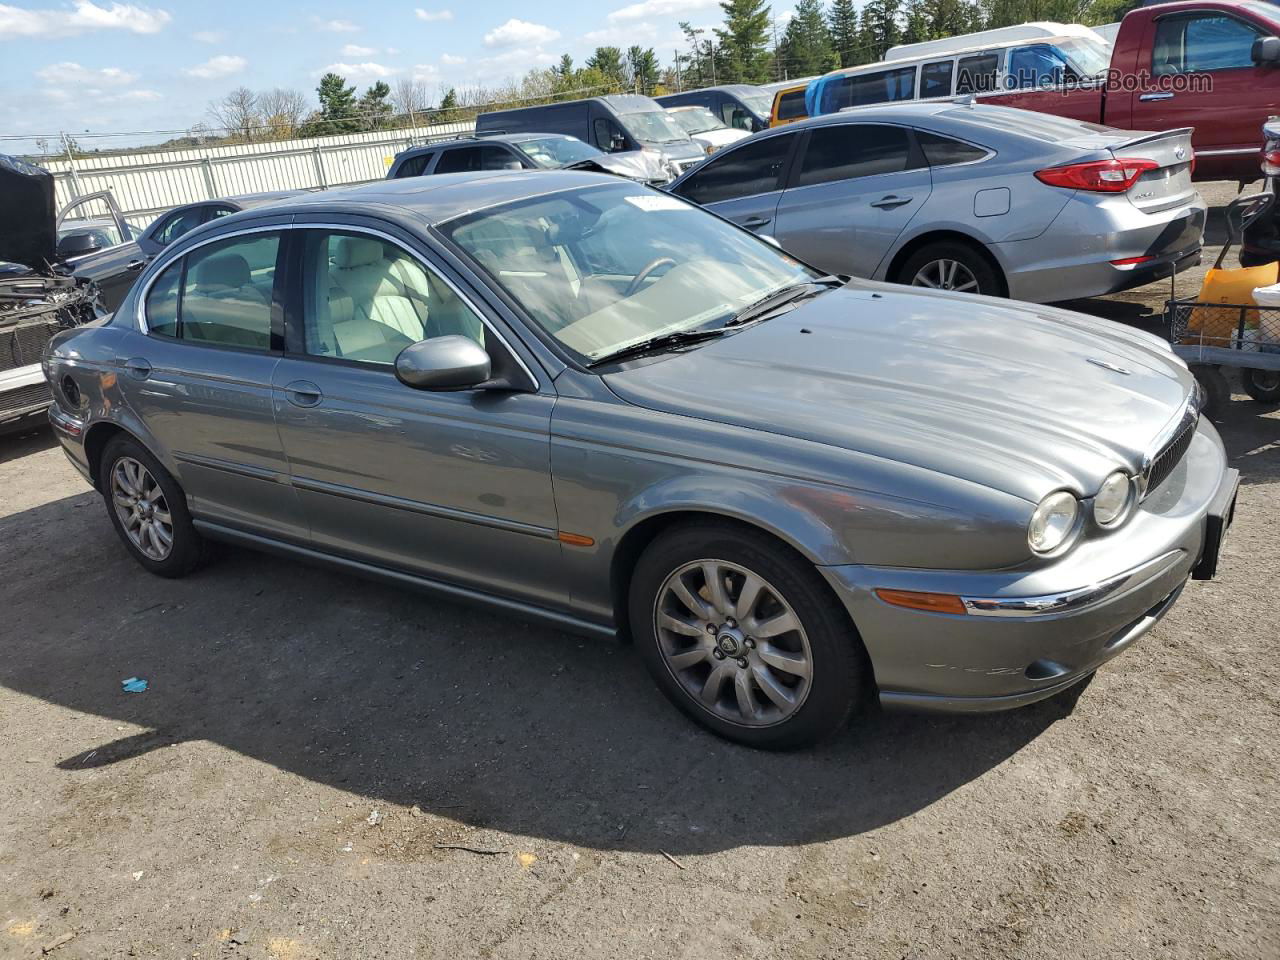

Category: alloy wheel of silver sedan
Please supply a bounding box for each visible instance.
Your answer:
[654,559,813,727]
[110,456,174,561]
[911,258,980,294]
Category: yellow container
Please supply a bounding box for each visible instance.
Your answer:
[1184,262,1279,347]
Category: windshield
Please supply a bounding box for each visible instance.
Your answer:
[738,91,774,116]
[619,109,690,144]
[668,107,725,135]
[1056,38,1111,78]
[440,182,819,364]
[517,136,604,169]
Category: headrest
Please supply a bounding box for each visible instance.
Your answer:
[196,253,250,290]
[334,236,385,270]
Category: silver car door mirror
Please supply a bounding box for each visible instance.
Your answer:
[395,336,492,391]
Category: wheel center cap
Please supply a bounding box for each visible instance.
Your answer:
[715,627,744,658]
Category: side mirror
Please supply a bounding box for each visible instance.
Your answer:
[610,135,628,153]
[395,336,492,391]
[1253,36,1280,64]
[501,160,524,170]
[56,232,102,258]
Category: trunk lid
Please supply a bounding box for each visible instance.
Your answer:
[1109,128,1197,215]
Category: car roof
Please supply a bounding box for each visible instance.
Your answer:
[395,133,574,158]
[228,170,626,227]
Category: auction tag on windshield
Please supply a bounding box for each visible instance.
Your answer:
[625,195,689,212]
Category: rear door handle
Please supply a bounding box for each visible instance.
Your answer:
[122,358,151,380]
[870,195,913,209]
[1139,92,1175,102]
[283,380,323,408]
[739,216,771,229]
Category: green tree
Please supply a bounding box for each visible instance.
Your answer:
[314,72,359,134]
[626,46,661,94]
[927,0,983,37]
[859,0,902,59]
[437,86,459,122]
[901,0,932,44]
[556,53,574,78]
[827,0,861,67]
[586,46,626,84]
[357,80,393,131]
[715,0,772,83]
[778,0,837,77]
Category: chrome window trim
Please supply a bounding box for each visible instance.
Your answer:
[961,550,1183,618]
[135,221,542,392]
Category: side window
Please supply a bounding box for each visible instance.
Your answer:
[956,53,1000,94]
[146,233,280,350]
[206,206,235,221]
[920,61,954,98]
[392,152,433,178]
[593,117,625,151]
[300,231,486,366]
[916,130,988,167]
[796,125,917,187]
[434,147,481,174]
[822,67,917,112]
[673,133,794,205]
[1153,14,1262,74]
[776,89,807,121]
[153,208,206,247]
[1007,44,1070,88]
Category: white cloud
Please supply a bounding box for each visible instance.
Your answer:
[476,46,558,71]
[117,88,162,101]
[183,55,248,79]
[321,61,393,80]
[414,8,453,21]
[607,0,717,21]
[0,0,171,38]
[483,18,558,48]
[36,61,137,86]
[411,63,439,82]
[315,18,359,33]
[440,53,465,65]
[341,43,376,56]
[192,29,225,43]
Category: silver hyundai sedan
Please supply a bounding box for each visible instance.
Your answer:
[43,172,1236,749]
[666,102,1206,303]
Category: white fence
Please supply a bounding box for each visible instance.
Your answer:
[40,120,477,230]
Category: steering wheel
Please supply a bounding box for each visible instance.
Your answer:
[625,257,676,297]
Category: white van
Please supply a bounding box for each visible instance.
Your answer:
[885,22,1110,61]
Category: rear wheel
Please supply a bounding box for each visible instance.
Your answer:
[101,435,205,578]
[629,522,868,750]
[1242,367,1280,403]
[896,241,1002,297]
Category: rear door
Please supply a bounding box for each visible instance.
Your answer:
[1130,8,1274,178]
[772,122,931,278]
[669,130,800,236]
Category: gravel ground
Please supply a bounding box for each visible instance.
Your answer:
[1,181,1278,960]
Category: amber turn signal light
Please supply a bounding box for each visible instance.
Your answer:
[874,589,967,615]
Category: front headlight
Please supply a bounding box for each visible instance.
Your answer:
[1092,471,1134,527]
[1028,491,1080,554]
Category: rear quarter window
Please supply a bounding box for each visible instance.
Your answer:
[916,131,989,166]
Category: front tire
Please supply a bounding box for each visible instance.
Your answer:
[100,434,205,578]
[1242,367,1280,404]
[629,522,868,750]
[896,241,1003,297]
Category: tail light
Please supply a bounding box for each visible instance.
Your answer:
[1034,157,1159,193]
[1262,147,1280,177]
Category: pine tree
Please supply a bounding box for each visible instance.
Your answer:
[778,0,837,77]
[586,46,626,85]
[901,0,932,44]
[860,0,903,60]
[626,46,661,95]
[556,54,574,78]
[827,0,860,67]
[715,0,772,84]
[315,73,359,133]
[357,81,392,131]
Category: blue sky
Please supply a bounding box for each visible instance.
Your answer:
[0,0,802,152]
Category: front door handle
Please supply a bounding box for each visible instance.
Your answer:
[283,380,323,408]
[122,358,151,380]
[1139,92,1175,102]
[125,259,148,271]
[870,195,913,210]
[739,216,771,229]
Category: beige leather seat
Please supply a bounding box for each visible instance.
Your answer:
[183,253,271,348]
[328,237,427,361]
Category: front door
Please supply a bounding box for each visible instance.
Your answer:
[673,130,800,238]
[123,227,308,541]
[773,123,931,279]
[1130,9,1274,180]
[271,226,564,609]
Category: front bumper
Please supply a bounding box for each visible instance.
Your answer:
[0,363,52,427]
[1000,198,1207,303]
[820,418,1232,712]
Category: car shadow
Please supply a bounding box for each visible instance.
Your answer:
[0,422,57,464]
[1,487,1080,857]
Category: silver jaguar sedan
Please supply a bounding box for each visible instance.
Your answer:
[43,171,1237,749]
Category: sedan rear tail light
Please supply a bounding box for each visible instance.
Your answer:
[1034,157,1159,193]
[1262,148,1280,177]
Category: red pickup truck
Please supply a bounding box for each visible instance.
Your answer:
[983,0,1280,182]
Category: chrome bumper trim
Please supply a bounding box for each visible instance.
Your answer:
[960,550,1183,618]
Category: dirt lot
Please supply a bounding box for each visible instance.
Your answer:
[2,181,1278,960]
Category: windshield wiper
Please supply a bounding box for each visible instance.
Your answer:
[587,327,729,367]
[723,277,841,328]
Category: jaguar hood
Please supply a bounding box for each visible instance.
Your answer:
[603,284,1196,504]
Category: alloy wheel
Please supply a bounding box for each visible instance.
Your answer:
[110,456,174,561]
[653,559,813,728]
[911,258,980,293]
